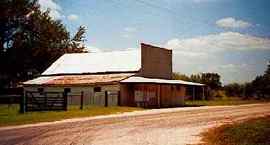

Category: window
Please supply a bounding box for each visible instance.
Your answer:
[64,88,71,93]
[37,88,44,92]
[94,87,101,92]
[37,88,44,95]
[186,86,193,96]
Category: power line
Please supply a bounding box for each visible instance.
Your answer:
[133,0,214,27]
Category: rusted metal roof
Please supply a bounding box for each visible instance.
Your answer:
[121,76,205,86]
[24,73,135,86]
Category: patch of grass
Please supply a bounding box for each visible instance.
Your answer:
[185,98,269,106]
[0,104,143,127]
[200,116,270,145]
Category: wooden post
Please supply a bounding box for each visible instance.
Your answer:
[20,91,26,114]
[44,92,47,110]
[117,91,120,106]
[105,91,108,107]
[202,86,205,100]
[80,91,84,110]
[63,91,68,111]
[192,86,195,101]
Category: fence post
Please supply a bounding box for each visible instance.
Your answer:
[80,91,84,110]
[44,92,47,110]
[192,86,195,101]
[20,91,26,114]
[105,91,108,107]
[117,91,120,106]
[63,91,68,111]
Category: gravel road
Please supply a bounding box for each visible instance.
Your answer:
[0,103,270,145]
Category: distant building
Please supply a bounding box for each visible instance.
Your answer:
[23,43,205,108]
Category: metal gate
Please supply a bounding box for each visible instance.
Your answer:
[21,91,68,112]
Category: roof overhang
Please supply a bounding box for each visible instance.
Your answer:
[120,76,205,86]
[23,73,135,87]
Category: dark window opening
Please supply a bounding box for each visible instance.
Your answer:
[37,88,44,92]
[37,88,44,95]
[186,86,193,96]
[64,88,71,93]
[94,87,101,92]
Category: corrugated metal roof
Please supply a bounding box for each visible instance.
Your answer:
[121,76,205,86]
[42,50,141,75]
[24,73,135,86]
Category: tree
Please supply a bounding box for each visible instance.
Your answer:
[265,61,270,76]
[251,61,270,99]
[173,72,222,90]
[190,74,201,83]
[172,73,191,81]
[0,0,86,88]
[200,73,222,90]
[224,83,245,97]
[190,73,222,90]
[251,69,270,99]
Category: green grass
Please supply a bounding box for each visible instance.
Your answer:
[0,105,142,127]
[200,116,270,145]
[185,98,269,106]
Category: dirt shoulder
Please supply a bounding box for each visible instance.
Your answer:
[199,115,270,145]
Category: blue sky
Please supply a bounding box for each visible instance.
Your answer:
[38,0,270,84]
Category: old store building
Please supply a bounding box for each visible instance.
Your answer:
[23,43,205,108]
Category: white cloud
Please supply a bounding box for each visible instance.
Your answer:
[216,17,252,29]
[67,14,79,21]
[218,63,249,72]
[166,32,270,84]
[165,32,270,54]
[174,51,208,58]
[125,48,139,51]
[38,0,62,19]
[84,46,102,53]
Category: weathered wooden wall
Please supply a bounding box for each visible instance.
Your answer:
[139,43,172,79]
[120,83,185,108]
[120,84,135,106]
[160,85,185,107]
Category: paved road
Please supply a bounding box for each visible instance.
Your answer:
[0,103,270,145]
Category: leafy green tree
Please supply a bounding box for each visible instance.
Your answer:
[190,74,201,83]
[200,73,222,90]
[251,63,270,99]
[172,73,191,81]
[224,83,245,97]
[173,72,222,90]
[0,0,86,88]
[265,61,270,75]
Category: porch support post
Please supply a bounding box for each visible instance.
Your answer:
[192,86,195,101]
[20,91,26,114]
[80,91,84,110]
[202,86,205,100]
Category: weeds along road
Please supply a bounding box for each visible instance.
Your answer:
[0,103,270,145]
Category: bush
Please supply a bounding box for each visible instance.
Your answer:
[209,90,227,100]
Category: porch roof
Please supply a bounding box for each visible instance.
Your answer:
[120,76,205,86]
